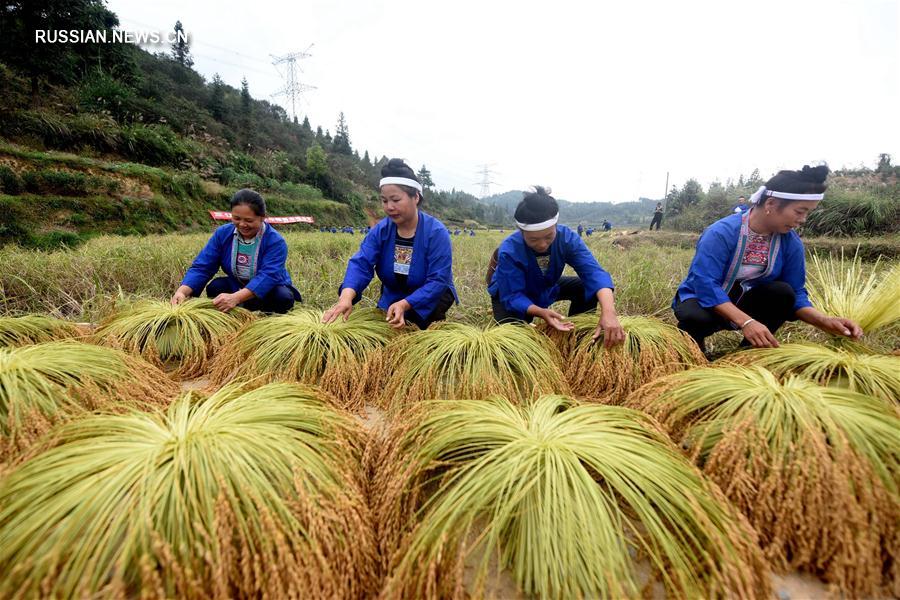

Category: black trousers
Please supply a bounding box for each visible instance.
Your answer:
[491,276,598,324]
[649,213,663,230]
[204,276,301,314]
[673,281,796,352]
[405,288,456,330]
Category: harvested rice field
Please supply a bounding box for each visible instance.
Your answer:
[1,230,898,599]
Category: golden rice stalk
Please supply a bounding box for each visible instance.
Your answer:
[378,322,568,410]
[726,342,900,406]
[807,249,900,333]
[209,308,400,411]
[0,315,80,347]
[627,366,900,597]
[0,341,175,463]
[371,394,771,599]
[539,314,706,403]
[0,382,376,599]
[93,298,253,379]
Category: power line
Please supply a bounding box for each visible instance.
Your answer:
[474,163,500,198]
[270,46,316,122]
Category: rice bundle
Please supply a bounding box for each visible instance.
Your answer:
[0,383,376,599]
[808,250,900,333]
[0,341,175,463]
[627,366,900,597]
[727,342,900,405]
[93,298,252,379]
[378,322,567,409]
[539,314,706,403]
[209,308,399,411]
[0,314,80,347]
[372,394,770,599]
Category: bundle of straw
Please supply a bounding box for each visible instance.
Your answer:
[0,383,376,599]
[627,366,900,596]
[209,308,399,411]
[539,314,706,403]
[378,322,568,409]
[93,299,252,379]
[0,315,80,347]
[726,342,900,406]
[372,394,770,599]
[0,341,175,463]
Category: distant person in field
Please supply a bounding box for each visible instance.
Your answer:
[486,186,625,347]
[323,158,458,329]
[673,165,862,352]
[602,220,612,231]
[171,189,301,314]
[577,223,584,237]
[650,202,663,230]
[732,195,748,214]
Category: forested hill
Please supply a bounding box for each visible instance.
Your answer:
[482,191,660,227]
[0,0,504,248]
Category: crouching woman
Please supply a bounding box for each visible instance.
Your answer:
[673,165,862,352]
[171,189,301,313]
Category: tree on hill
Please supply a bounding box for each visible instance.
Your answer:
[306,144,328,188]
[333,112,352,154]
[417,165,435,189]
[171,20,193,67]
[209,73,226,121]
[0,0,134,104]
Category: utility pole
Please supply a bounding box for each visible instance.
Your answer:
[474,163,499,198]
[662,171,670,211]
[271,45,316,122]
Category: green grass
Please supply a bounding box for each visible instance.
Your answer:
[1,230,897,351]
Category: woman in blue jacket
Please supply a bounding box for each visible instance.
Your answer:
[171,189,301,313]
[322,159,457,329]
[487,187,625,347]
[673,165,862,352]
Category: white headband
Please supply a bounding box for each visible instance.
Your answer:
[516,213,559,231]
[380,177,423,192]
[749,185,824,204]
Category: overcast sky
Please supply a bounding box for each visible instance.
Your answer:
[106,0,899,202]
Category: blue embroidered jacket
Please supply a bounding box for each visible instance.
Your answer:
[181,223,296,298]
[674,211,812,311]
[340,211,458,319]
[488,225,614,318]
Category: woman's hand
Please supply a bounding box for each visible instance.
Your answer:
[170,285,192,306]
[539,308,574,332]
[171,291,188,306]
[386,299,412,329]
[212,292,240,313]
[818,316,863,339]
[741,320,779,348]
[593,313,625,347]
[323,299,354,323]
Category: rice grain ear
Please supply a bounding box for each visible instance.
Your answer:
[377,322,568,411]
[0,382,377,599]
[540,314,706,404]
[93,298,253,379]
[625,366,900,597]
[373,395,771,599]
[208,308,400,412]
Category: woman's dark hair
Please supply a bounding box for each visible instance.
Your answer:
[230,188,266,216]
[764,165,829,208]
[515,186,558,224]
[381,158,423,205]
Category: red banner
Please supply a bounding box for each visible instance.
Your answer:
[209,210,314,224]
